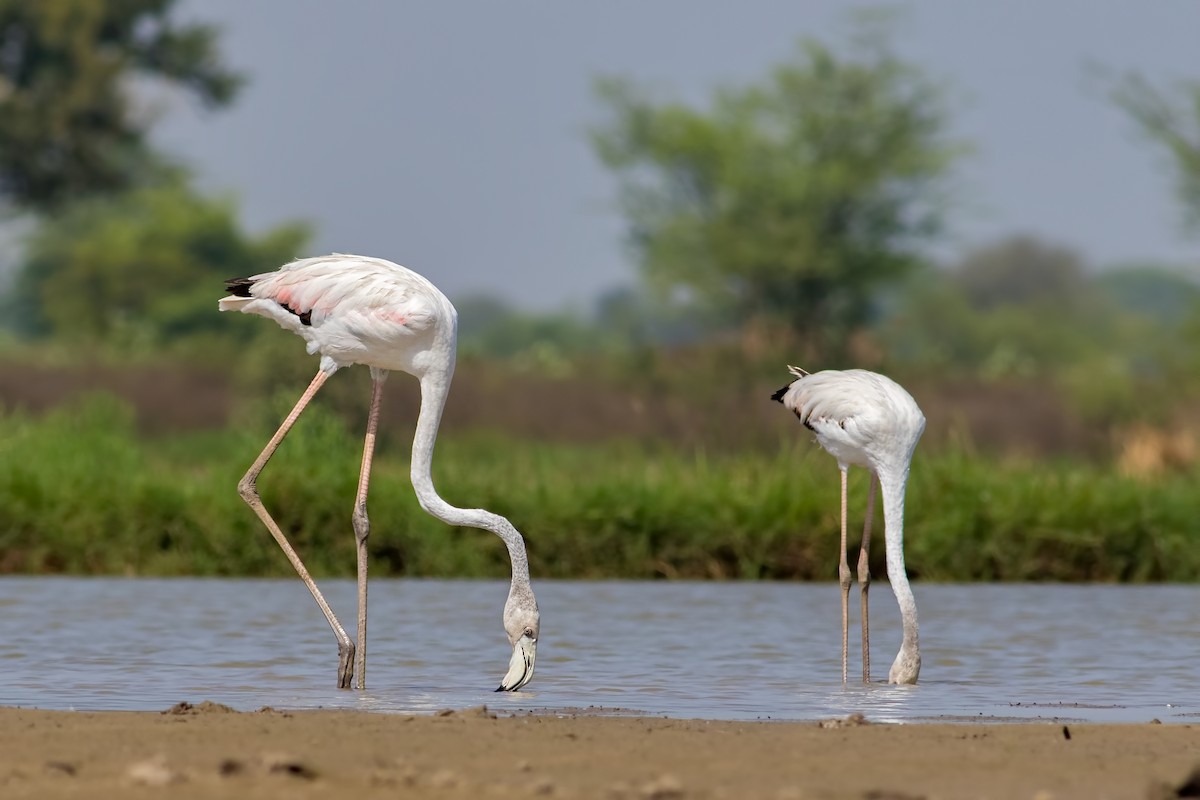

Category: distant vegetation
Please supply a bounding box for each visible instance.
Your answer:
[0,5,1197,579]
[590,22,965,361]
[0,0,242,213]
[0,395,1195,581]
[1110,70,1200,235]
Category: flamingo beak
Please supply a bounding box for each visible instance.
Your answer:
[495,633,537,692]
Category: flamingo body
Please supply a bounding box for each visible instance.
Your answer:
[774,369,925,474]
[220,254,539,692]
[219,254,446,373]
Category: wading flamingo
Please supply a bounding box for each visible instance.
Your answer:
[220,253,539,692]
[772,366,924,684]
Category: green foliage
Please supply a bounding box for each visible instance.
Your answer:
[1111,73,1200,235]
[590,21,965,358]
[8,181,310,345]
[451,288,720,376]
[889,240,1105,378]
[1,394,1197,581]
[454,293,599,374]
[591,285,717,349]
[878,235,1200,421]
[950,236,1089,312]
[1094,263,1200,321]
[909,451,1197,581]
[0,0,243,212]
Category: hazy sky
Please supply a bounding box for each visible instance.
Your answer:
[155,1,1200,310]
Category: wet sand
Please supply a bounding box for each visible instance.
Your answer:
[1,703,1196,799]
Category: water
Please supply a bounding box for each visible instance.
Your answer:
[0,577,1196,723]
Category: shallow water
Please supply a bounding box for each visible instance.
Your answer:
[0,578,1196,722]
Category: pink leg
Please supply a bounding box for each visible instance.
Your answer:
[351,371,387,690]
[237,368,356,689]
[838,467,851,684]
[858,472,878,683]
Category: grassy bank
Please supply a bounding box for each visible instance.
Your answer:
[0,394,1196,580]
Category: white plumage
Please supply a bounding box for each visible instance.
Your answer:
[220,253,539,692]
[773,365,925,684]
[219,254,443,371]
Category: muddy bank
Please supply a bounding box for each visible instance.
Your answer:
[1,704,1197,799]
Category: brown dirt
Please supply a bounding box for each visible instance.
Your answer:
[1,706,1196,799]
[0,358,1117,459]
[0,362,232,434]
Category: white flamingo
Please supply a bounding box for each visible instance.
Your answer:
[219,253,539,692]
[772,366,925,684]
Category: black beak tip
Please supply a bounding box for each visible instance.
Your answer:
[494,685,507,693]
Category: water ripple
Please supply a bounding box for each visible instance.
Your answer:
[0,577,1196,722]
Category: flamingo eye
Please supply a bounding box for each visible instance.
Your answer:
[524,627,535,638]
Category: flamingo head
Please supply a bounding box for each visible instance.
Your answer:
[496,592,539,692]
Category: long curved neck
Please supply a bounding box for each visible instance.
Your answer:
[878,464,919,649]
[409,370,532,592]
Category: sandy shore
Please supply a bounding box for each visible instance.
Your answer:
[0,703,1196,799]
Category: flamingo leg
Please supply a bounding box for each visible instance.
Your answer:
[351,371,386,690]
[838,467,851,685]
[237,367,356,689]
[858,472,877,683]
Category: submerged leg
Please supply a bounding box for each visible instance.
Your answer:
[858,472,878,683]
[352,369,387,690]
[237,367,356,689]
[838,467,851,685]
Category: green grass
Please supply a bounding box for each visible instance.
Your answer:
[0,394,1196,580]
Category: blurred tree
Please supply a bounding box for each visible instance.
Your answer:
[883,236,1104,378]
[453,294,522,345]
[1096,263,1200,406]
[951,235,1087,312]
[881,235,1200,426]
[454,293,596,373]
[1111,74,1200,235]
[1094,263,1200,321]
[10,181,309,344]
[590,20,964,359]
[1109,73,1200,412]
[454,286,716,367]
[0,0,242,213]
[592,285,713,349]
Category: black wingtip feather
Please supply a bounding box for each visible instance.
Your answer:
[224,277,254,297]
[223,276,313,326]
[770,384,791,403]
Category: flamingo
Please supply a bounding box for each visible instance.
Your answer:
[219,253,539,692]
[771,366,925,685]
